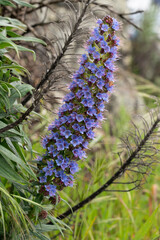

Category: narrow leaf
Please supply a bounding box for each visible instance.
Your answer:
[133,206,159,240]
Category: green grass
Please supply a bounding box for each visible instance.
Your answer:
[29,104,160,240]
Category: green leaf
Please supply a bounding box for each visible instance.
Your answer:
[9,83,33,103]
[12,195,44,208]
[0,33,19,56]
[30,232,50,240]
[35,224,63,232]
[0,16,26,29]
[10,36,46,45]
[0,0,16,7]
[12,0,34,8]
[0,145,37,179]
[133,206,159,240]
[0,64,29,75]
[6,30,21,38]
[15,45,36,60]
[0,155,25,183]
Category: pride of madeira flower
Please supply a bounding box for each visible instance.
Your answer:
[37,16,120,202]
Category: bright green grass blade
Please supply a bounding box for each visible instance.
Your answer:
[133,206,159,240]
[0,145,37,179]
[0,200,6,240]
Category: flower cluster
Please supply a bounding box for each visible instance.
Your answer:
[36,16,120,202]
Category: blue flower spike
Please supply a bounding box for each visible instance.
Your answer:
[37,16,120,203]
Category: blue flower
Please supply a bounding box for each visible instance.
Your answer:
[71,135,80,147]
[87,98,95,107]
[42,137,48,148]
[79,125,86,134]
[104,59,114,71]
[78,66,85,74]
[55,139,64,151]
[76,114,84,122]
[101,40,108,49]
[86,130,95,139]
[69,161,79,174]
[87,45,96,54]
[88,76,97,83]
[85,118,96,129]
[97,19,103,24]
[96,113,103,121]
[96,66,105,78]
[64,92,75,102]
[105,83,114,92]
[36,156,43,162]
[64,140,70,149]
[77,79,85,87]
[56,155,64,166]
[97,101,105,111]
[112,18,119,31]
[107,71,114,80]
[88,63,98,73]
[72,123,80,131]
[76,90,84,99]
[61,157,69,170]
[83,91,92,99]
[39,176,47,183]
[82,141,89,148]
[47,160,54,169]
[45,184,57,197]
[101,24,108,32]
[97,80,105,90]
[80,54,88,64]
[44,167,53,177]
[48,145,58,157]
[93,51,100,60]
[64,129,72,138]
[69,81,77,90]
[87,107,97,116]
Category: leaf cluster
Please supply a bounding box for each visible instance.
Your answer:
[0,1,66,239]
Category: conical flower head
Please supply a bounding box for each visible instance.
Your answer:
[36,16,120,200]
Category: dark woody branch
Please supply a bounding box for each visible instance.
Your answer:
[49,115,160,221]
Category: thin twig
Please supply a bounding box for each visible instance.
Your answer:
[93,2,143,31]
[21,0,91,106]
